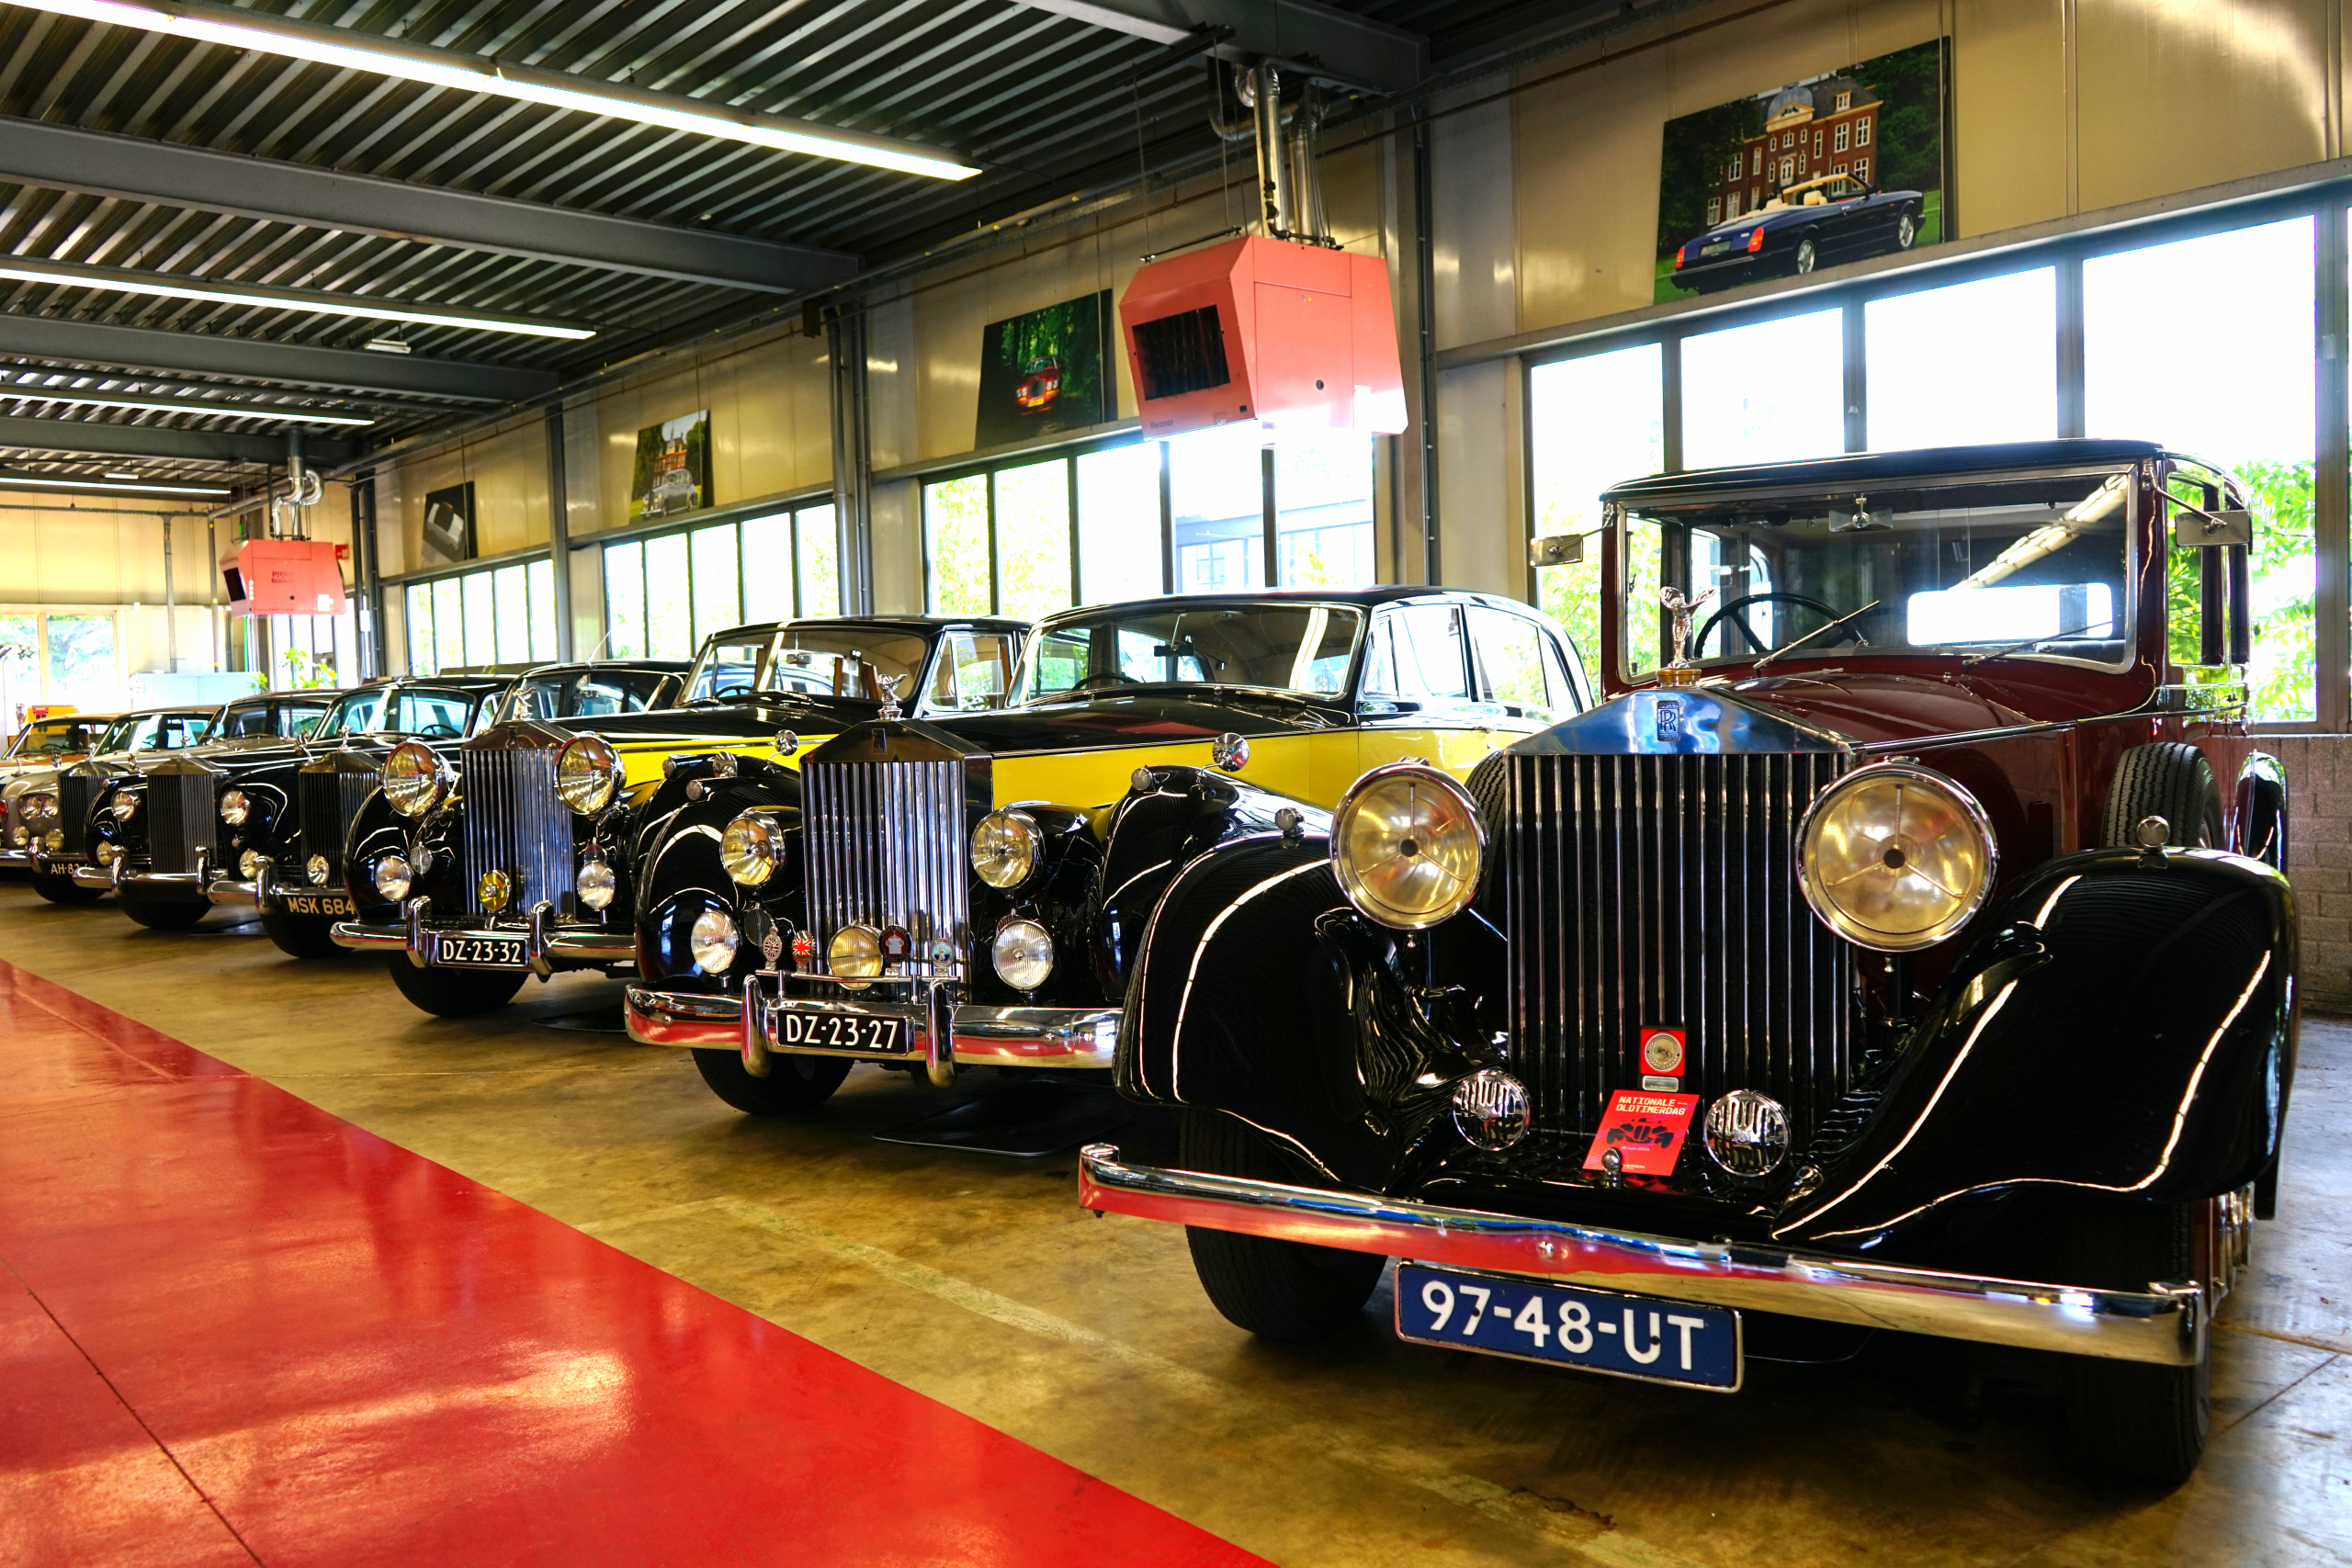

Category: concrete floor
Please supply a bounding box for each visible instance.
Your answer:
[6,893,2349,1568]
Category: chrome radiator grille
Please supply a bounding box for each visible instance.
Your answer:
[58,773,98,854]
[802,759,968,964]
[300,767,379,876]
[148,772,219,873]
[1500,751,1853,1142]
[461,748,567,916]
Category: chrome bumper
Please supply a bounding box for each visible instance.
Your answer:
[625,974,1120,1089]
[68,857,130,890]
[0,847,29,867]
[1077,1145,2204,1368]
[330,895,636,976]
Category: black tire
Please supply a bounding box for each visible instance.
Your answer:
[260,909,345,959]
[2064,1196,2211,1485]
[1181,1111,1386,1341]
[386,955,526,1017]
[2103,742,2223,849]
[1894,209,1918,249]
[119,893,207,930]
[691,1047,852,1115]
[1793,234,1819,274]
[28,869,103,905]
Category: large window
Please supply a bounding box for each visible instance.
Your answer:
[1679,309,1843,469]
[600,499,838,660]
[1867,268,2057,451]
[1529,344,1666,662]
[403,558,558,675]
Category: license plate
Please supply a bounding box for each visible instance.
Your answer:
[1394,1264,1741,1391]
[774,1007,910,1055]
[1701,241,1731,255]
[433,933,527,968]
[277,891,352,918]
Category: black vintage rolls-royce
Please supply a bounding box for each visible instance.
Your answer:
[1082,440,2293,1486]
[331,619,1024,1016]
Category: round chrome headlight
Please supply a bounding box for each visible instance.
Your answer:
[372,853,413,903]
[990,917,1055,992]
[306,853,330,886]
[107,792,138,822]
[970,809,1041,890]
[220,788,250,826]
[576,856,616,910]
[1331,763,1485,931]
[828,924,883,990]
[21,792,54,825]
[556,736,621,816]
[719,811,779,887]
[9,827,22,846]
[1797,761,1996,953]
[689,907,740,974]
[93,839,116,863]
[238,849,266,880]
[382,742,451,818]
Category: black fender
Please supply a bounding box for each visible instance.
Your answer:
[1775,844,2298,1245]
[634,756,800,986]
[2235,750,2288,870]
[344,786,467,920]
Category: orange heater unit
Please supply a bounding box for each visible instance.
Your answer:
[227,538,349,615]
[1119,235,1407,440]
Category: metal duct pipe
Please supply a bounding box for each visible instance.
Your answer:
[1249,64,1293,238]
[1286,85,1329,243]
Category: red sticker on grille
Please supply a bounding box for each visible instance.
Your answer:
[1583,1090,1701,1176]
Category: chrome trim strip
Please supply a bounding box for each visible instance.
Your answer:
[623,981,1121,1068]
[330,920,406,953]
[69,864,113,888]
[1077,1145,2202,1367]
[207,878,258,907]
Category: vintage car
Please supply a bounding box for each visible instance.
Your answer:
[332,618,1024,1017]
[8,695,325,903]
[1080,439,2291,1486]
[63,677,505,939]
[1014,356,1064,414]
[0,711,124,783]
[1671,172,1922,292]
[620,588,1588,1119]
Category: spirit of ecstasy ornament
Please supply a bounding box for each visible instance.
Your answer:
[1658,584,1716,669]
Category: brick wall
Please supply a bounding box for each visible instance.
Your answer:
[2267,736,2352,1014]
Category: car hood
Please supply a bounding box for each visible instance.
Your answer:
[929,691,1349,754]
[1515,671,2040,756]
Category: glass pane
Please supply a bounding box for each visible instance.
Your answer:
[1168,423,1265,593]
[1867,269,2056,450]
[741,513,793,624]
[432,577,464,671]
[1274,429,1374,588]
[461,570,495,667]
[925,476,992,614]
[796,505,839,618]
[44,615,114,707]
[2086,216,2315,721]
[1465,605,1563,721]
[644,532,692,660]
[492,563,529,665]
[994,458,1073,621]
[1077,444,1162,603]
[528,558,557,661]
[1680,308,1844,469]
[690,523,741,644]
[1529,344,1665,670]
[406,583,434,674]
[1015,604,1362,702]
[604,541,645,660]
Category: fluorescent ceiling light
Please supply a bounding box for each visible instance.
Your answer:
[0,388,374,425]
[0,257,593,341]
[0,471,231,495]
[28,0,980,181]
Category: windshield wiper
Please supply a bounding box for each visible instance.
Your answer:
[1752,600,1883,674]
[1958,617,2117,667]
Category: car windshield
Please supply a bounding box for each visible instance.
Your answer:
[1620,466,2135,675]
[769,628,929,702]
[507,668,675,719]
[15,720,105,756]
[96,715,144,752]
[316,686,475,739]
[1013,604,1365,704]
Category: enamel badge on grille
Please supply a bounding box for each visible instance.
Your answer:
[1703,1090,1790,1177]
[1451,1069,1531,1151]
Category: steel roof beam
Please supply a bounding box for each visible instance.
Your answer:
[1011,0,1424,92]
[0,415,356,466]
[0,116,859,296]
[0,315,553,404]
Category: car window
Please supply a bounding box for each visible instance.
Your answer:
[1467,607,1566,721]
[1016,605,1363,702]
[1363,605,1469,700]
[562,673,664,717]
[18,722,92,756]
[769,633,928,703]
[154,715,207,749]
[926,633,1018,713]
[393,690,471,739]
[509,677,565,721]
[278,702,328,738]
[684,637,772,702]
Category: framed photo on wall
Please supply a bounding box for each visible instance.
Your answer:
[975,290,1114,448]
[421,481,476,566]
[631,410,712,521]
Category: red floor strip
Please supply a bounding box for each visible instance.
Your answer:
[0,959,1265,1568]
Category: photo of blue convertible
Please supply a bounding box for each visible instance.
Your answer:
[1669,173,1923,293]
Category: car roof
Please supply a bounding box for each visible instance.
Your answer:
[1600,438,2180,505]
[708,615,1031,643]
[1037,587,1495,624]
[514,660,691,676]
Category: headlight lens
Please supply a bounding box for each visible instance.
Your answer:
[718,812,778,886]
[372,853,413,903]
[220,788,250,826]
[107,792,138,822]
[1331,764,1484,931]
[21,792,54,824]
[689,907,740,974]
[827,924,883,990]
[239,849,266,880]
[556,736,620,816]
[306,853,330,886]
[990,918,1054,991]
[92,839,115,863]
[576,857,616,910]
[382,742,450,817]
[970,808,1041,890]
[1797,761,1996,952]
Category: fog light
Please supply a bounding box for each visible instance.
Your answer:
[1703,1089,1790,1177]
[827,924,882,989]
[989,917,1054,991]
[307,853,331,886]
[576,857,616,910]
[93,839,117,863]
[1452,1069,1531,1151]
[220,788,250,826]
[239,849,266,880]
[477,870,512,913]
[9,827,22,846]
[44,829,63,851]
[689,907,740,974]
[108,794,138,822]
[373,853,412,903]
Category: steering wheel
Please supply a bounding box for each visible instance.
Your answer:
[417,723,460,739]
[1693,592,1850,657]
[1070,671,1138,691]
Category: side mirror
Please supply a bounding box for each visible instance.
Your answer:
[2172,506,2252,548]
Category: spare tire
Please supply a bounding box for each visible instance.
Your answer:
[2102,742,2222,849]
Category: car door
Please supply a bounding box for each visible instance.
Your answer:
[1352,603,1493,784]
